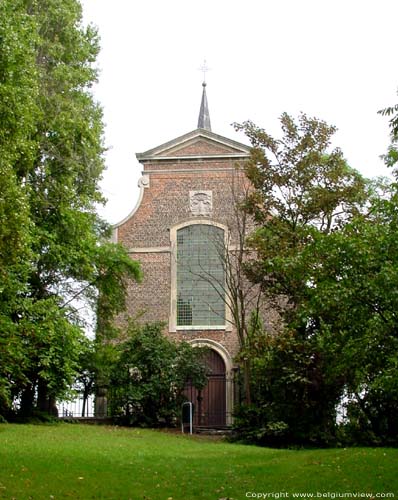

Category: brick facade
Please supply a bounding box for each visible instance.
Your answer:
[113,127,256,425]
[114,128,251,361]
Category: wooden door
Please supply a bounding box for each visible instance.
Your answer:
[184,349,226,427]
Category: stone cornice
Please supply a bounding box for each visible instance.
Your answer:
[139,153,249,162]
[142,167,240,174]
[136,128,251,162]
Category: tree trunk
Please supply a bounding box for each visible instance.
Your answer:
[82,396,87,417]
[81,386,90,417]
[19,384,36,416]
[243,359,252,405]
[37,378,58,416]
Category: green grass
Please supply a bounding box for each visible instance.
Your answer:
[0,424,396,500]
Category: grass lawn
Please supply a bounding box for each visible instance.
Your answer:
[0,424,396,500]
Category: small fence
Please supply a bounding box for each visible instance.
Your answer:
[58,394,95,418]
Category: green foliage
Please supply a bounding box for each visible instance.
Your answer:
[0,0,140,418]
[95,242,142,339]
[109,323,208,427]
[378,89,398,172]
[232,114,390,446]
[236,326,340,446]
[0,0,38,417]
[300,202,398,444]
[19,299,85,395]
[236,113,368,315]
[236,194,398,445]
[233,404,291,446]
[235,113,367,234]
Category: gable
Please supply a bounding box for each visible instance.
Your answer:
[136,128,251,161]
[162,137,246,157]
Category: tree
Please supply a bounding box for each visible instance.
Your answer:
[0,0,39,416]
[296,191,398,444]
[232,113,369,444]
[177,169,263,404]
[0,0,141,418]
[109,322,208,427]
[215,171,267,405]
[378,89,398,170]
[74,338,96,417]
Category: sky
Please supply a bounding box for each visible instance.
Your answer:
[80,0,398,225]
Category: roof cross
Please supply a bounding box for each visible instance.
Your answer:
[198,59,210,84]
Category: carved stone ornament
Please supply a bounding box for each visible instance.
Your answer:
[189,190,212,216]
[138,175,150,188]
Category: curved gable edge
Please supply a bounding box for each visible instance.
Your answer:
[111,175,150,242]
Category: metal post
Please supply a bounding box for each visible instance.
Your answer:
[189,402,193,435]
[181,401,193,435]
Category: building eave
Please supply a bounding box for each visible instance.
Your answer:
[136,128,251,162]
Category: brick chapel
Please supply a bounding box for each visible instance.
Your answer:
[112,82,252,426]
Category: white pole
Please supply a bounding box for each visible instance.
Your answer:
[182,402,193,434]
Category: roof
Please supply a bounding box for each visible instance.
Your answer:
[136,128,251,162]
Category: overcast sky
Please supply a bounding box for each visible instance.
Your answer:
[81,0,398,225]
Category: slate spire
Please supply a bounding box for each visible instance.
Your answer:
[197,81,211,131]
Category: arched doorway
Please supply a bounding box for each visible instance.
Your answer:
[184,349,226,427]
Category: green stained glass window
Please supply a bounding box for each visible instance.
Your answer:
[177,224,225,327]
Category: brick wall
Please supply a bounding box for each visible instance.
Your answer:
[115,131,253,361]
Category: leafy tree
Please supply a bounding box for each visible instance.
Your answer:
[233,110,398,445]
[0,0,141,418]
[73,338,96,417]
[378,89,398,169]
[232,113,369,444]
[109,322,208,427]
[221,171,265,405]
[303,192,398,444]
[0,0,38,416]
[181,170,263,405]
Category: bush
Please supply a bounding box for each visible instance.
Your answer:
[108,322,208,427]
[232,404,291,446]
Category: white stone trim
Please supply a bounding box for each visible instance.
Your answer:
[113,175,150,230]
[128,246,171,254]
[110,227,118,243]
[188,339,235,425]
[136,128,251,160]
[170,218,229,234]
[143,168,240,174]
[141,154,249,161]
[176,325,226,331]
[169,219,233,333]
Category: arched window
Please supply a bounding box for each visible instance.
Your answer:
[176,224,225,327]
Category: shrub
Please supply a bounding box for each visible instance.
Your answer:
[108,322,207,426]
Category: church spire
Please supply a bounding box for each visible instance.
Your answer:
[197,81,211,131]
[197,60,212,131]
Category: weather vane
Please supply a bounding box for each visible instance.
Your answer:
[198,59,211,83]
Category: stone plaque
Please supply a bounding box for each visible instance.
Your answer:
[189,190,212,216]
